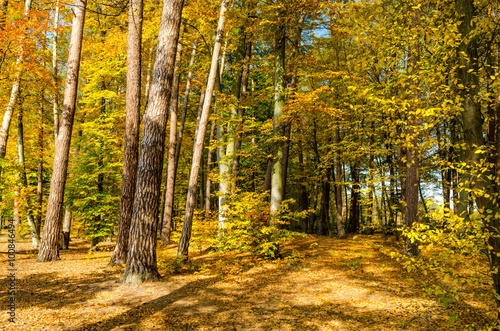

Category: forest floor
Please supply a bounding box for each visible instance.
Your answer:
[0,232,495,330]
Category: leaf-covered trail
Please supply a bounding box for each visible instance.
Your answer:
[0,234,459,330]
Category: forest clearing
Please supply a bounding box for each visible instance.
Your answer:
[1,232,496,330]
[2,0,500,329]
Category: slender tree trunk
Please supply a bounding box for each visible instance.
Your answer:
[298,126,309,233]
[404,2,420,257]
[52,0,60,139]
[36,103,43,241]
[160,37,182,245]
[109,0,143,267]
[0,0,32,159]
[161,41,198,237]
[318,166,331,236]
[177,0,228,257]
[17,110,40,247]
[204,119,216,220]
[123,0,184,284]
[335,127,346,238]
[37,0,86,262]
[349,163,360,233]
[270,24,285,223]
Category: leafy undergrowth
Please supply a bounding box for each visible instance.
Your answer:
[0,233,495,330]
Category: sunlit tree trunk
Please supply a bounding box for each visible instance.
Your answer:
[52,0,60,139]
[160,37,182,245]
[177,0,228,257]
[37,0,87,262]
[270,24,285,223]
[36,103,43,243]
[0,0,32,159]
[161,41,198,238]
[108,0,143,266]
[123,0,184,284]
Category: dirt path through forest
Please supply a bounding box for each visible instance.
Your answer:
[0,234,471,330]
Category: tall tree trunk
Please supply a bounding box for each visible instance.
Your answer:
[269,24,285,223]
[335,127,346,238]
[37,0,86,262]
[123,0,184,284]
[404,2,420,257]
[177,0,228,257]
[109,0,143,267]
[17,110,40,248]
[160,37,182,245]
[36,103,43,242]
[52,0,60,139]
[162,41,198,239]
[0,0,32,159]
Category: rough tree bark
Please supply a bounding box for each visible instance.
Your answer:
[52,0,60,139]
[109,0,143,267]
[37,0,87,262]
[177,0,229,257]
[122,0,184,284]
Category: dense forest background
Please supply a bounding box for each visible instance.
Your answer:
[2,0,500,328]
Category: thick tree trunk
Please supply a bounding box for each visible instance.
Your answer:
[160,37,182,245]
[269,24,285,223]
[37,0,86,262]
[109,0,143,267]
[177,0,228,257]
[123,0,184,284]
